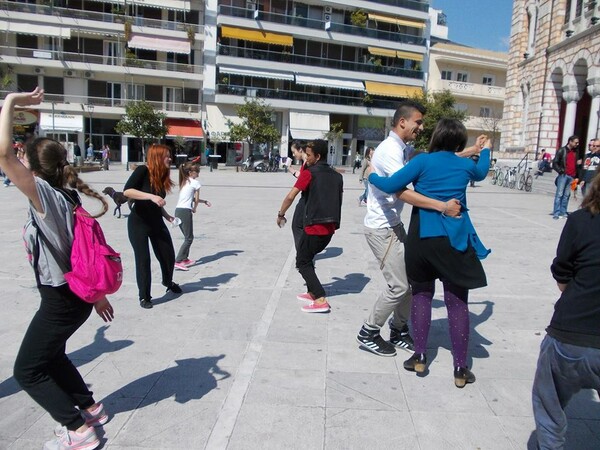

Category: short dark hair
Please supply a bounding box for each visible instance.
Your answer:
[306,139,328,160]
[291,140,306,150]
[428,118,468,153]
[567,135,579,144]
[392,100,426,127]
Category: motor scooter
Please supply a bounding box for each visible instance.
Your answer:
[241,156,267,172]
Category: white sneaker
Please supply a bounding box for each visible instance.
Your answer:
[43,426,99,450]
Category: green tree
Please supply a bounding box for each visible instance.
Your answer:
[0,64,13,89]
[410,90,466,151]
[227,98,280,153]
[115,100,168,159]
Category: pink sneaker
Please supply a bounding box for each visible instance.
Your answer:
[301,300,330,313]
[296,292,314,302]
[174,262,189,271]
[182,258,195,266]
[43,426,99,450]
[81,403,109,427]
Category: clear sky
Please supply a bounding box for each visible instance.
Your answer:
[430,0,513,52]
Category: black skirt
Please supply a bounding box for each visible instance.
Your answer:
[405,207,487,290]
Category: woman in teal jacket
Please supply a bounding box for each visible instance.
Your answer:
[369,118,490,388]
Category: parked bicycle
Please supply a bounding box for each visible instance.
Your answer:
[503,166,518,189]
[517,167,534,192]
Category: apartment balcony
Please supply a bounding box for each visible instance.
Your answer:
[0,91,201,117]
[362,0,429,12]
[440,80,505,100]
[218,5,426,47]
[216,84,398,110]
[218,44,423,80]
[1,46,202,79]
[1,0,204,35]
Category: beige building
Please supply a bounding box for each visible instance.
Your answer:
[501,0,600,159]
[427,42,508,153]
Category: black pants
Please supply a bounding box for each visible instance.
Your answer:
[14,285,94,431]
[296,233,332,299]
[128,211,175,300]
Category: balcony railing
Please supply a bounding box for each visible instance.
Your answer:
[217,84,399,109]
[441,80,506,99]
[218,5,426,46]
[1,0,203,34]
[1,46,202,75]
[0,91,201,114]
[219,45,423,79]
[362,0,429,12]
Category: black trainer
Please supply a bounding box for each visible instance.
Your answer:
[140,299,153,309]
[356,325,397,357]
[166,282,182,294]
[389,321,415,352]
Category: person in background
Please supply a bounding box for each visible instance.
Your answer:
[353,152,362,174]
[532,171,600,449]
[174,162,211,271]
[552,136,580,219]
[124,144,182,309]
[276,140,343,313]
[358,147,374,206]
[369,120,490,387]
[0,88,114,450]
[86,143,94,162]
[289,140,307,252]
[101,144,110,171]
[580,138,600,197]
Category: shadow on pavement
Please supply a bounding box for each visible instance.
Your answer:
[183,273,238,293]
[101,356,230,414]
[195,250,243,266]
[323,272,371,297]
[315,247,343,261]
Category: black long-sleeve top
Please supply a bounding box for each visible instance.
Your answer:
[548,208,600,348]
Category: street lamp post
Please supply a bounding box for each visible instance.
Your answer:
[87,104,94,152]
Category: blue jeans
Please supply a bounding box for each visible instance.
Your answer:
[552,174,572,217]
[532,335,600,449]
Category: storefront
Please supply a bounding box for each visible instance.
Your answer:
[39,112,84,162]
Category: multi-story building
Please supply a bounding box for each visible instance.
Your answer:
[501,0,600,158]
[1,0,205,164]
[203,0,430,165]
[426,7,508,153]
[1,0,432,167]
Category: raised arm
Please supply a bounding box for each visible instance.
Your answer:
[0,89,44,211]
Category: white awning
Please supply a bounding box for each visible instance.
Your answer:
[128,34,190,54]
[0,20,70,38]
[39,113,84,133]
[84,0,191,11]
[295,75,364,91]
[289,111,330,140]
[219,66,294,81]
[205,104,243,142]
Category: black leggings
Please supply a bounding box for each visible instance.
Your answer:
[14,285,94,431]
[128,211,175,300]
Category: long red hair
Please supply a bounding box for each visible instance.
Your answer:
[146,144,174,194]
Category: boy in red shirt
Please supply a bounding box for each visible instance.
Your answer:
[276,140,343,313]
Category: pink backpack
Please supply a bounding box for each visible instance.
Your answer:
[34,195,123,303]
[64,205,123,303]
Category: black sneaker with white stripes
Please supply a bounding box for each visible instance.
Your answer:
[356,325,397,357]
[389,321,415,352]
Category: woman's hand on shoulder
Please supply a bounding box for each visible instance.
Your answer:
[94,297,114,322]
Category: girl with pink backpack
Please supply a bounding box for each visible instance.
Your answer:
[0,88,113,450]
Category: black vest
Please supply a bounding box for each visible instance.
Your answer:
[304,162,343,229]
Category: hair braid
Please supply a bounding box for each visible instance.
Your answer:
[63,165,108,218]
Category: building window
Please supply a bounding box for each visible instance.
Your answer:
[17,74,38,93]
[441,70,452,80]
[165,87,183,111]
[479,107,491,117]
[457,72,468,82]
[126,84,145,100]
[482,76,494,86]
[565,0,572,23]
[575,0,583,18]
[43,76,64,95]
[455,103,468,113]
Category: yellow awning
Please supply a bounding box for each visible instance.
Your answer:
[221,26,293,46]
[368,46,396,58]
[396,18,426,29]
[365,81,422,98]
[396,50,424,62]
[368,13,397,25]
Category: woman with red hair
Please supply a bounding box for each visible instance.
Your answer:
[124,144,182,309]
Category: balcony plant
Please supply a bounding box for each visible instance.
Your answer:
[186,25,196,46]
[124,18,133,41]
[350,9,367,28]
[363,94,373,105]
[124,49,142,67]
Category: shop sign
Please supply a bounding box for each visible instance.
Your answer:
[13,110,38,125]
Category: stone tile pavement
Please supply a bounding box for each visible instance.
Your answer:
[0,165,598,449]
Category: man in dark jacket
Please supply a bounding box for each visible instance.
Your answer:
[276,140,343,313]
[551,135,580,219]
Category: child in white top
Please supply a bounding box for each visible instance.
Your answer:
[174,162,210,270]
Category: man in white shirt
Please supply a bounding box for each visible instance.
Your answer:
[357,100,461,357]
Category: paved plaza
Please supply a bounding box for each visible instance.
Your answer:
[0,165,599,449]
